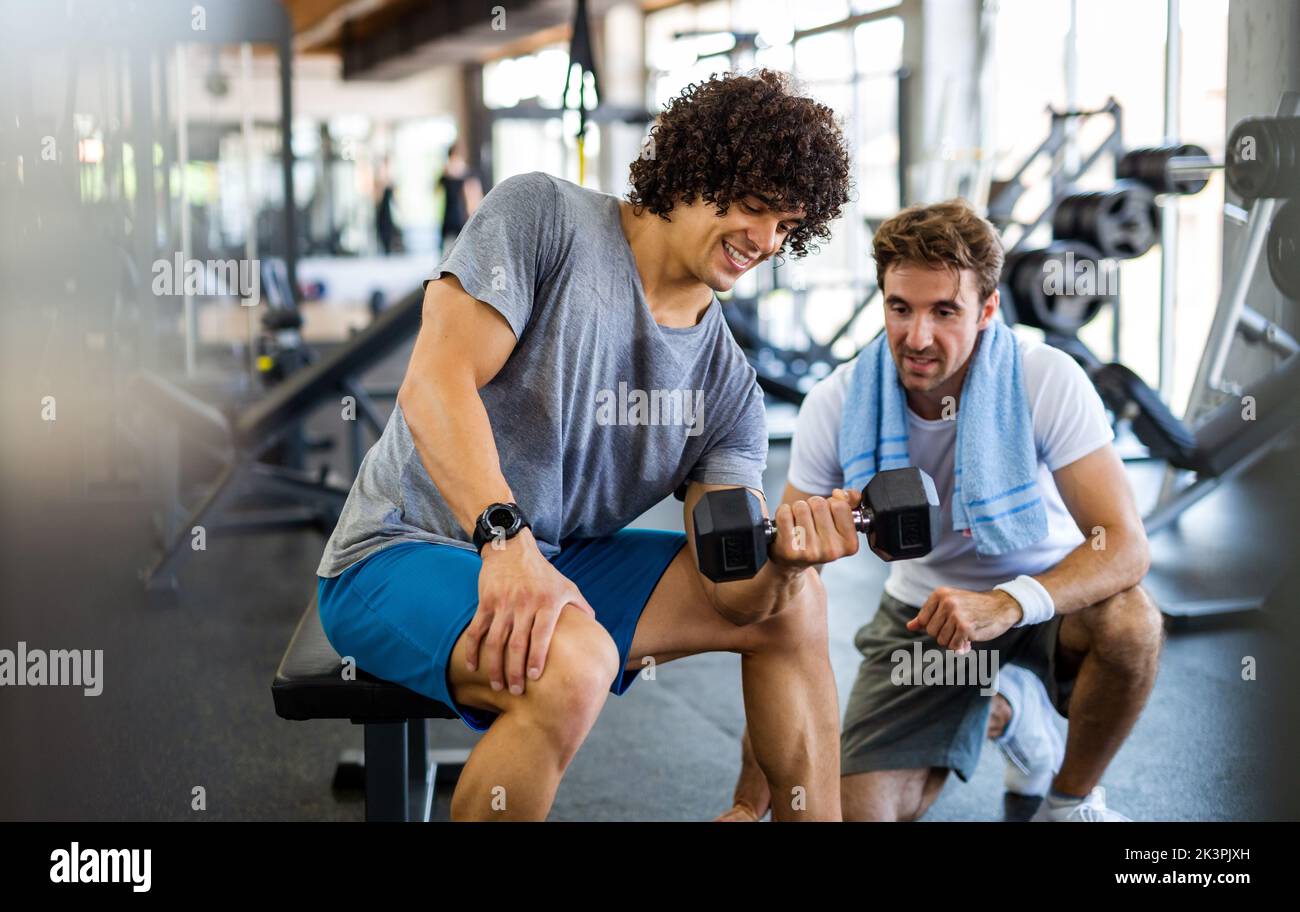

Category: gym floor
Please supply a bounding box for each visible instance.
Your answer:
[0,339,1293,822]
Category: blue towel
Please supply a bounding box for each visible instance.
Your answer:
[837,318,1046,557]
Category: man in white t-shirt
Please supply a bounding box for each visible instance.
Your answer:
[719,200,1162,822]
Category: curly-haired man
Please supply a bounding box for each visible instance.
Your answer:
[314,70,854,820]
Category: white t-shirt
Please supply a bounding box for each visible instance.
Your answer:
[787,336,1114,607]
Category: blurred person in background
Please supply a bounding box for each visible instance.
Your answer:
[375,157,403,255]
[438,140,482,256]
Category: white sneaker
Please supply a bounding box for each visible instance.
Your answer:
[994,664,1065,797]
[1032,786,1131,821]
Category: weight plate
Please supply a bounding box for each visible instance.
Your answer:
[1267,198,1300,301]
[1227,116,1300,200]
[1009,241,1114,335]
[1085,181,1157,259]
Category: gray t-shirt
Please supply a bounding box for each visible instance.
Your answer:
[317,171,767,577]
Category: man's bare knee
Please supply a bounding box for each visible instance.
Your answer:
[842,768,940,822]
[466,615,619,765]
[1083,585,1164,666]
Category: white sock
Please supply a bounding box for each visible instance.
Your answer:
[1046,788,1086,809]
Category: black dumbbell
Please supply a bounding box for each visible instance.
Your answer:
[692,467,941,583]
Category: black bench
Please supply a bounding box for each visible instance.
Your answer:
[272,594,469,821]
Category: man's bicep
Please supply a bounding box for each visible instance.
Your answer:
[401,275,517,397]
[1051,444,1143,539]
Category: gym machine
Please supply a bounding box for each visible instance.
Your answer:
[1146,95,1300,544]
[131,288,425,600]
[999,97,1300,622]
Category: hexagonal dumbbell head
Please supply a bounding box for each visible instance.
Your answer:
[861,468,941,561]
[692,487,769,583]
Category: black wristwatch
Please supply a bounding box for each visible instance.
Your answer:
[472,502,530,553]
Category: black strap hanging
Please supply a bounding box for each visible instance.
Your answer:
[560,0,600,183]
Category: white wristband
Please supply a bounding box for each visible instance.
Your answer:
[994,575,1055,627]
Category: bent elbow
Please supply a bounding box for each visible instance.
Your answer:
[1128,527,1152,585]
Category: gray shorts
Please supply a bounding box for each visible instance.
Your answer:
[841,591,1072,783]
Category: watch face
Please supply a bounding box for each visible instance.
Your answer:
[486,505,518,533]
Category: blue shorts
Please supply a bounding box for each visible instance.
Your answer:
[317,529,687,732]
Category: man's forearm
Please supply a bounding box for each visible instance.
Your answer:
[1030,526,1151,616]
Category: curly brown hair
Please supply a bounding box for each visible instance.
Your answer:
[627,69,852,259]
[872,200,1005,302]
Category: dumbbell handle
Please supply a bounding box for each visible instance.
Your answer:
[1166,154,1223,176]
[760,504,873,544]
